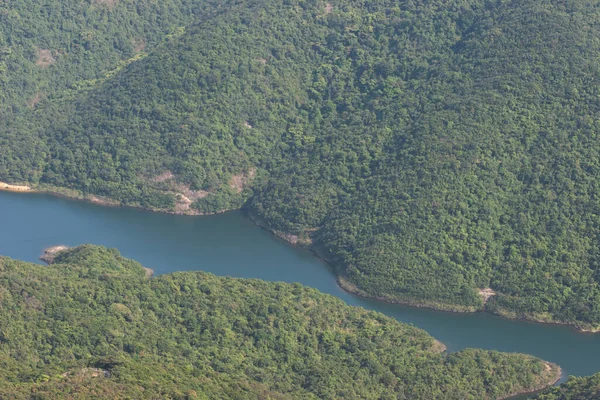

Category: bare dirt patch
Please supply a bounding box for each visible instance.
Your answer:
[430,340,447,353]
[174,194,194,213]
[132,38,146,53]
[35,49,56,67]
[277,232,299,245]
[151,171,175,183]
[144,171,211,213]
[62,368,109,379]
[0,182,31,192]
[27,92,46,108]
[230,168,256,193]
[172,186,210,213]
[478,288,497,304]
[87,195,119,206]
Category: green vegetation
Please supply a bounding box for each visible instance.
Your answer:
[535,373,600,399]
[0,245,560,399]
[2,0,600,329]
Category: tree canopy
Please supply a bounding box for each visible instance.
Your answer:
[535,373,600,400]
[1,0,600,329]
[0,245,560,399]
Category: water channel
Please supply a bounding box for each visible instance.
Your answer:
[1,190,598,384]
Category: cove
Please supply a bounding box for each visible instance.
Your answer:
[1,190,599,383]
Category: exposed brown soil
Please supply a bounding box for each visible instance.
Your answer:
[151,171,175,183]
[27,93,44,108]
[62,368,109,379]
[144,171,212,213]
[172,186,210,213]
[87,195,120,206]
[479,287,497,304]
[35,49,56,67]
[132,38,146,53]
[230,168,256,193]
[278,232,299,244]
[430,340,447,353]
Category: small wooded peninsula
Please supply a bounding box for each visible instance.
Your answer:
[0,245,561,399]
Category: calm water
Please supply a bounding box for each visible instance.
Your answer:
[1,190,599,384]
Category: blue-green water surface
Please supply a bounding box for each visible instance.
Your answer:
[1,190,598,384]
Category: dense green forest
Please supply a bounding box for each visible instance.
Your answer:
[2,0,600,329]
[535,373,600,399]
[0,245,560,399]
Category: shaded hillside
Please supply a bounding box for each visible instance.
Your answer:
[0,245,560,399]
[1,0,600,328]
[0,0,227,115]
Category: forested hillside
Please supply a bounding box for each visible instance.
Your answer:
[2,0,600,329]
[0,245,560,399]
[535,373,600,399]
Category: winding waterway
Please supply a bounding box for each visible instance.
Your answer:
[1,190,599,384]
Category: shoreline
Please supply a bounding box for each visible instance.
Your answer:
[335,274,479,313]
[33,241,562,399]
[500,362,563,400]
[39,245,154,279]
[246,209,600,334]
[0,182,33,192]
[0,182,232,217]
[2,181,598,334]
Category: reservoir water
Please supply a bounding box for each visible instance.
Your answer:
[1,190,599,383]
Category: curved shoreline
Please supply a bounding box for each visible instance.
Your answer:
[247,210,600,335]
[336,271,600,334]
[2,182,598,334]
[501,363,563,400]
[0,182,235,216]
[30,242,562,399]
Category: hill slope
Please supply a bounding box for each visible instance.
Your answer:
[0,245,561,399]
[535,373,600,399]
[1,0,600,329]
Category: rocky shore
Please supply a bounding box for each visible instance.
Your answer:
[40,245,69,264]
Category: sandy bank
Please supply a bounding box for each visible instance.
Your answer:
[0,182,32,192]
